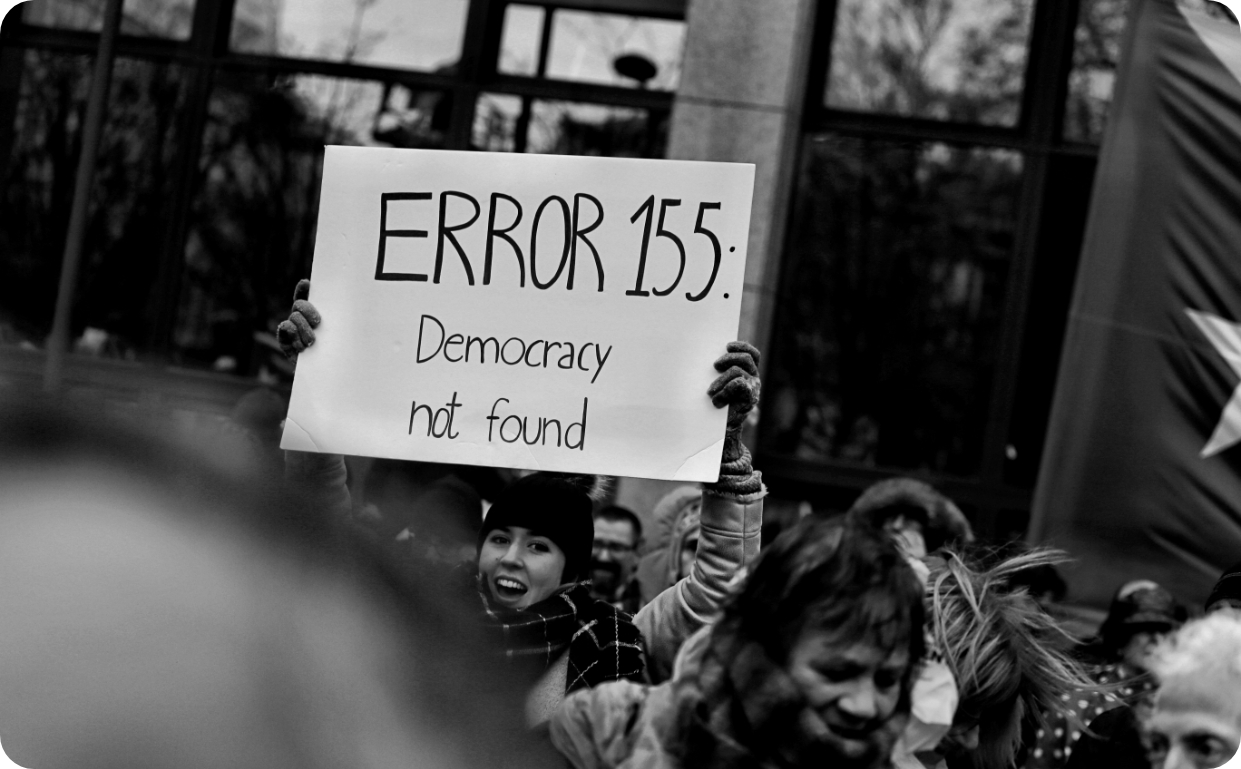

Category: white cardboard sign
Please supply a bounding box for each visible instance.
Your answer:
[282,146,754,481]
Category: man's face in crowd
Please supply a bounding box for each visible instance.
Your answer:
[590,518,639,595]
[1145,676,1241,769]
[781,625,910,768]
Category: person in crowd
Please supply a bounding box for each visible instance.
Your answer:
[277,279,765,705]
[551,515,926,769]
[590,505,645,613]
[363,459,488,569]
[846,477,975,559]
[1080,580,1189,672]
[912,550,1098,769]
[476,472,647,727]
[1206,559,1241,613]
[635,485,702,606]
[1144,609,1241,769]
[1021,578,1186,769]
[0,393,552,769]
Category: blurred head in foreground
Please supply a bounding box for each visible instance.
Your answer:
[1145,609,1241,769]
[0,393,545,769]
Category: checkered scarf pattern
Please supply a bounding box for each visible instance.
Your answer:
[478,581,646,693]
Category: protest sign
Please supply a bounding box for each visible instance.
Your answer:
[281,146,754,481]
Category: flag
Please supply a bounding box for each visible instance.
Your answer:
[1030,0,1241,608]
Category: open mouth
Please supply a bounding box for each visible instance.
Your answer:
[493,576,528,600]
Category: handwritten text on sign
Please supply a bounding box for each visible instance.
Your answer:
[282,147,754,481]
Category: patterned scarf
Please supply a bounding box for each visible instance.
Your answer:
[476,579,646,693]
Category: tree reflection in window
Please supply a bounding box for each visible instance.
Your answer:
[174,74,383,374]
[472,94,667,158]
[230,0,468,73]
[1064,0,1129,143]
[0,52,185,353]
[825,0,1034,126]
[762,135,1022,476]
[22,0,194,38]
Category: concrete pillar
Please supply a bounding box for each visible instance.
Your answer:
[615,0,817,524]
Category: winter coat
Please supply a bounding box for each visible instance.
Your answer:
[550,628,708,769]
[636,486,703,605]
[286,450,761,686]
[633,486,763,683]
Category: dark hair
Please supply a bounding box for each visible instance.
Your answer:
[846,477,973,553]
[594,504,642,542]
[1096,580,1187,656]
[718,515,925,671]
[478,473,595,583]
[1206,560,1241,612]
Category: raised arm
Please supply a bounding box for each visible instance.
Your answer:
[632,341,765,682]
[276,279,352,520]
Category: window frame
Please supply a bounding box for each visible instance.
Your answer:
[762,0,1105,536]
[0,0,677,357]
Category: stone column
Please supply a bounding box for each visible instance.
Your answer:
[615,0,817,527]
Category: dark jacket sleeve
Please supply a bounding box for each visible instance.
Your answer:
[283,450,352,520]
[1064,706,1148,769]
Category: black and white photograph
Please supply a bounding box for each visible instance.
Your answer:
[0,0,1239,767]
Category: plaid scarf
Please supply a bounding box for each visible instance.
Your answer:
[477,580,646,693]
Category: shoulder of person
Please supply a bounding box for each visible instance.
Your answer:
[552,680,674,769]
[581,594,636,623]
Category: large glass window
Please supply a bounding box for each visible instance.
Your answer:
[1064,0,1240,143]
[0,51,186,353]
[763,135,1023,476]
[0,0,681,374]
[230,0,470,72]
[172,72,384,374]
[1063,0,1130,143]
[545,10,683,89]
[825,0,1035,126]
[473,92,668,157]
[499,4,546,77]
[499,3,685,89]
[22,0,194,38]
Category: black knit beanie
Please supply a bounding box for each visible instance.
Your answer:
[477,473,594,584]
[1206,560,1241,611]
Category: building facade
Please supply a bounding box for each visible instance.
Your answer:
[0,0,1134,538]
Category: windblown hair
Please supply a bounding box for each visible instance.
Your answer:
[1147,608,1241,683]
[719,515,926,676]
[927,548,1096,769]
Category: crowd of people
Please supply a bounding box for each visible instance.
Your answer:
[0,280,1238,769]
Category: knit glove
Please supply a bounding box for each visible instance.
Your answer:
[706,341,762,496]
[275,279,321,360]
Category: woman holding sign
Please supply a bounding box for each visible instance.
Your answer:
[278,280,766,727]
